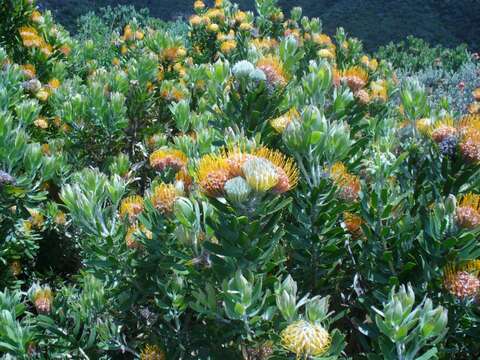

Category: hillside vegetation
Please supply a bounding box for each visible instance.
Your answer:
[1,0,480,358]
[38,0,480,51]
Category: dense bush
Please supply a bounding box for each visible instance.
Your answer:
[1,0,480,359]
[375,36,475,73]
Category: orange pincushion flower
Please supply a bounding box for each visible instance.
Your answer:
[125,224,152,249]
[312,33,332,46]
[33,287,53,314]
[31,10,44,23]
[34,117,48,129]
[141,345,165,360]
[197,154,232,197]
[59,44,71,56]
[473,88,480,102]
[444,262,480,299]
[220,40,237,54]
[150,149,187,172]
[330,163,360,202]
[19,27,42,48]
[120,195,144,221]
[343,212,363,238]
[256,56,288,88]
[456,193,480,229]
[468,103,480,114]
[341,66,368,92]
[429,117,457,143]
[370,80,388,102]
[10,261,21,276]
[459,128,480,163]
[21,64,36,79]
[150,183,179,213]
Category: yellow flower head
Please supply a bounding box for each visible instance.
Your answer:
[120,195,144,221]
[270,108,300,133]
[34,117,49,129]
[281,320,331,357]
[123,25,133,41]
[312,33,332,46]
[254,147,299,193]
[125,224,152,249]
[150,183,179,213]
[150,148,187,172]
[194,0,205,10]
[48,78,61,90]
[220,39,237,54]
[33,287,53,314]
[330,163,360,202]
[21,64,36,79]
[19,26,42,48]
[40,43,53,57]
[36,88,49,101]
[318,48,335,60]
[256,56,288,88]
[468,102,480,115]
[344,212,363,238]
[190,15,202,26]
[197,154,232,197]
[473,88,480,102]
[31,10,44,23]
[141,345,165,360]
[10,260,21,276]
[370,80,388,102]
[341,66,368,92]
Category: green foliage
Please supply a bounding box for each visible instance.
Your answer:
[376,36,472,73]
[1,0,480,359]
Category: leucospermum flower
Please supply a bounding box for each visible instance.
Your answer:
[473,88,480,102]
[32,286,53,314]
[34,117,48,129]
[254,147,299,194]
[444,262,480,300]
[256,56,288,88]
[140,344,166,360]
[125,224,153,249]
[10,260,21,276]
[456,193,480,229]
[343,212,363,238]
[197,147,298,198]
[270,108,300,133]
[341,66,368,93]
[19,27,42,48]
[120,195,144,221]
[150,183,180,214]
[150,148,187,172]
[242,157,279,192]
[330,163,360,202]
[220,39,237,54]
[428,117,458,156]
[21,64,36,79]
[197,154,232,197]
[369,80,388,102]
[281,320,331,357]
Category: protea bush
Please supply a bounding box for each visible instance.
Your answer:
[0,0,480,358]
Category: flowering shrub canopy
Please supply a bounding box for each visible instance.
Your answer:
[0,0,480,358]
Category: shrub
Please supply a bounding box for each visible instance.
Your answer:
[1,0,480,358]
